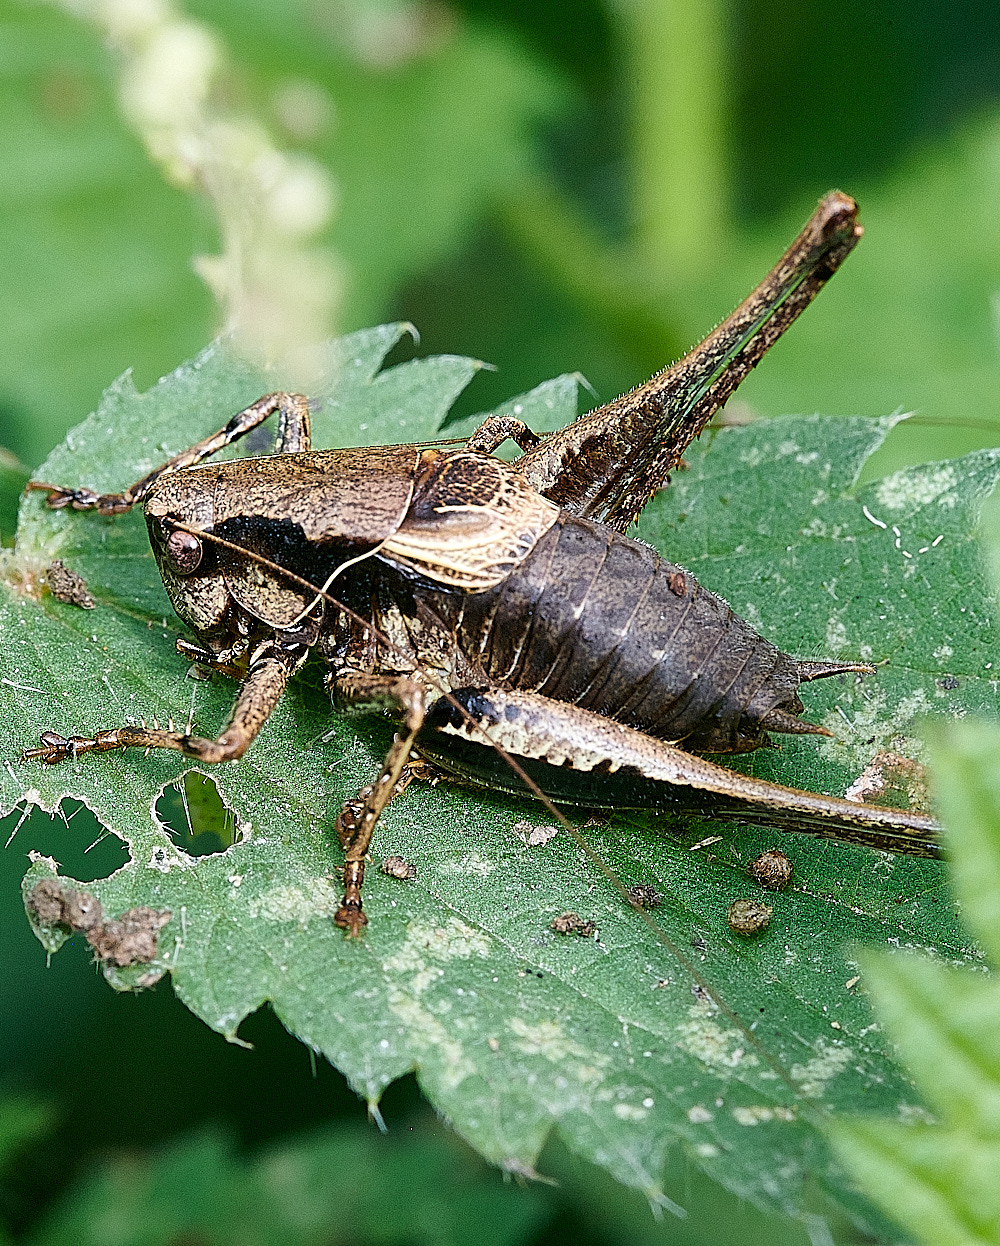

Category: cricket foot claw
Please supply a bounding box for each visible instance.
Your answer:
[28,482,99,510]
[334,901,368,936]
[26,482,130,515]
[23,729,124,764]
[23,732,72,764]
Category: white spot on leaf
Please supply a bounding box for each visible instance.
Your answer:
[437,852,495,877]
[789,1040,853,1098]
[248,878,341,924]
[675,1001,759,1072]
[613,1103,648,1121]
[507,1018,608,1085]
[513,821,558,847]
[732,1105,796,1125]
[825,617,849,652]
[875,464,957,512]
[386,918,492,975]
[380,918,492,1092]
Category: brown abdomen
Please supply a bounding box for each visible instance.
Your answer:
[433,513,814,753]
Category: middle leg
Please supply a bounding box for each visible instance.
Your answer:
[28,392,311,515]
[328,671,429,934]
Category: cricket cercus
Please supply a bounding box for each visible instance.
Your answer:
[24,192,940,934]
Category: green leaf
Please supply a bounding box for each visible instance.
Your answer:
[4,335,999,1231]
[922,719,1000,963]
[26,1122,549,1246]
[826,947,1000,1246]
[0,0,216,465]
[187,0,569,328]
[827,1116,1000,1246]
[825,717,1000,1245]
[845,952,1000,1137]
[0,1095,52,1178]
[0,0,565,465]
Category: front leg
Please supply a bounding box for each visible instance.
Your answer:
[328,671,428,935]
[24,647,296,766]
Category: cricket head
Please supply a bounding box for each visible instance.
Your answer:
[143,464,231,637]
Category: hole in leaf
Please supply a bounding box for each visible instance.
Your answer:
[4,799,129,882]
[156,773,236,858]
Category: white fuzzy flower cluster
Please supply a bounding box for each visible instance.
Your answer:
[53,0,343,384]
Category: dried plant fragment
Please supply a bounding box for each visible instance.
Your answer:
[727,899,773,936]
[28,877,102,930]
[88,908,172,966]
[54,0,341,384]
[513,821,559,847]
[843,750,931,813]
[45,560,95,609]
[28,878,170,966]
[550,912,596,937]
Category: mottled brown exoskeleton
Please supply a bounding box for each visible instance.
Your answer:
[24,192,940,934]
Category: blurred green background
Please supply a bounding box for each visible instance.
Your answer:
[2,0,1000,1241]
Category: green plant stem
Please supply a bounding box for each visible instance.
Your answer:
[621,0,730,279]
[499,176,686,372]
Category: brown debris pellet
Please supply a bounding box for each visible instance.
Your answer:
[749,849,793,891]
[627,884,662,910]
[380,855,417,881]
[667,571,686,597]
[45,560,95,609]
[727,898,773,936]
[550,912,596,937]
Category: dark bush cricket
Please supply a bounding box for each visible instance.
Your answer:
[24,192,941,934]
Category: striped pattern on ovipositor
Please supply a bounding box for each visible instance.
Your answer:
[425,512,857,754]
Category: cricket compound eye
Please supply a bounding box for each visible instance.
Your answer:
[164,529,203,575]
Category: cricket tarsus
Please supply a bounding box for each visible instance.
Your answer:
[24,648,298,764]
[25,190,943,937]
